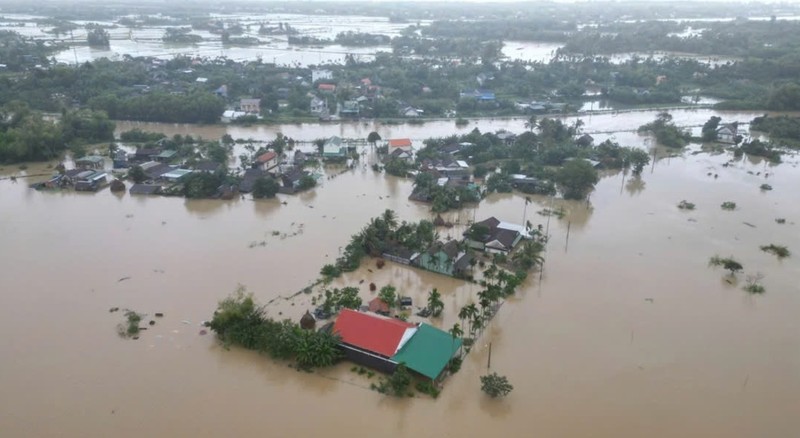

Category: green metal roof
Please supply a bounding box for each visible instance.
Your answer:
[391,323,462,380]
[154,150,177,159]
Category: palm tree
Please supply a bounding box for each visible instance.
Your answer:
[427,288,444,317]
[464,303,479,337]
[458,305,470,335]
[449,323,463,359]
[381,209,398,233]
[524,115,537,132]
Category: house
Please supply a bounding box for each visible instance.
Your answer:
[221,110,248,123]
[112,150,129,169]
[280,167,307,192]
[133,147,162,162]
[239,168,268,193]
[160,168,192,182]
[391,323,463,382]
[400,106,422,117]
[415,240,472,277]
[460,89,495,101]
[140,162,173,180]
[75,155,105,170]
[73,171,108,192]
[331,309,417,375]
[716,123,739,144]
[312,69,333,83]
[214,85,228,98]
[464,217,529,253]
[310,96,328,116]
[255,151,279,172]
[385,148,413,163]
[193,161,223,173]
[381,244,419,265]
[495,130,516,145]
[129,184,162,196]
[339,100,360,117]
[387,138,413,153]
[152,150,177,162]
[322,136,348,160]
[240,98,261,114]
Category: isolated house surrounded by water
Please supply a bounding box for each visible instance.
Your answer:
[465,217,528,253]
[332,309,416,374]
[322,136,348,160]
[716,123,739,144]
[331,309,462,381]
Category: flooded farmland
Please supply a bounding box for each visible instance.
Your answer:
[1,108,799,437]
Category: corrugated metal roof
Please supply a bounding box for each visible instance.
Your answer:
[333,309,416,358]
[388,138,412,148]
[391,323,462,380]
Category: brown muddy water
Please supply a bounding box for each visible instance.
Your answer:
[1,118,799,437]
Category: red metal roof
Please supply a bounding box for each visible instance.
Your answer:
[388,138,412,148]
[332,309,415,357]
[256,151,277,163]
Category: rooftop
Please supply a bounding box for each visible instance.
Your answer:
[332,309,416,358]
[391,323,462,380]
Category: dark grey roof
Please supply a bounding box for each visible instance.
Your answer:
[193,161,223,172]
[129,184,162,195]
[144,163,172,179]
[239,168,268,193]
[493,228,519,248]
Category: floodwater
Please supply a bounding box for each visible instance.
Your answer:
[1,108,799,437]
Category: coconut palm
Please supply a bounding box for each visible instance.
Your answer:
[449,323,463,359]
[427,288,444,317]
[524,115,538,132]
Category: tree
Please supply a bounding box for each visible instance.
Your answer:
[294,329,341,369]
[427,288,444,317]
[298,175,316,190]
[556,159,599,200]
[708,255,744,275]
[384,363,412,397]
[524,115,537,132]
[252,176,279,199]
[449,323,463,359]
[512,240,545,270]
[701,116,721,142]
[128,165,146,183]
[627,149,651,175]
[378,285,397,309]
[87,28,110,47]
[367,131,381,147]
[480,373,513,398]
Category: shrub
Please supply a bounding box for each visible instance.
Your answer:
[480,373,513,398]
[720,201,736,210]
[678,200,696,210]
[760,244,790,259]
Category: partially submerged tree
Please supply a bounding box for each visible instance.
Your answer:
[760,244,790,259]
[555,159,599,200]
[708,255,744,275]
[427,288,444,317]
[480,373,513,398]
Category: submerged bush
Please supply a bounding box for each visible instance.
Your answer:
[720,201,736,210]
[678,200,696,210]
[760,244,791,259]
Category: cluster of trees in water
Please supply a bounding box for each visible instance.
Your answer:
[0,102,114,163]
[209,289,342,370]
